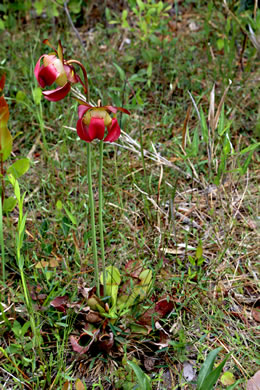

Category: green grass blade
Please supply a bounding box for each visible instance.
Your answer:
[197,347,222,389]
[127,360,152,390]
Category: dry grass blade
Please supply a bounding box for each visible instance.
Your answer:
[213,79,232,131]
[248,25,260,52]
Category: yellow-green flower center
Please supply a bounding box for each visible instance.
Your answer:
[83,108,112,126]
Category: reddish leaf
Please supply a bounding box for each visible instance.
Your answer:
[98,332,114,353]
[70,329,100,355]
[155,297,174,317]
[50,295,68,313]
[70,335,90,354]
[137,308,154,326]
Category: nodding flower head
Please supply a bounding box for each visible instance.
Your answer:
[34,40,79,102]
[76,103,130,143]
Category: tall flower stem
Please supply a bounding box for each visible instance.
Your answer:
[0,156,5,282]
[87,143,100,296]
[98,140,106,296]
[0,190,5,283]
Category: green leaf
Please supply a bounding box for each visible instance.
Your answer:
[217,104,225,136]
[56,200,63,210]
[127,360,152,390]
[241,149,254,174]
[221,371,235,386]
[197,347,222,390]
[63,204,77,225]
[3,196,16,213]
[217,38,224,50]
[240,142,260,155]
[202,354,230,390]
[33,1,45,15]
[191,127,199,156]
[129,323,149,335]
[32,87,42,105]
[147,62,152,79]
[196,243,203,260]
[113,63,125,81]
[8,175,20,202]
[7,158,30,179]
[16,90,27,103]
[0,18,5,30]
[136,0,145,12]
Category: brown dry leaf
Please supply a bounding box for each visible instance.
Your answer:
[247,370,260,390]
[78,277,94,299]
[75,379,85,390]
[85,310,103,324]
[35,260,49,269]
[62,381,70,390]
[125,260,143,278]
[49,258,59,267]
[252,308,260,323]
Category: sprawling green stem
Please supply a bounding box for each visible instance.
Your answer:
[87,143,100,296]
[98,140,106,296]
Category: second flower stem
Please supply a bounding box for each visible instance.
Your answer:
[98,140,106,297]
[87,143,100,297]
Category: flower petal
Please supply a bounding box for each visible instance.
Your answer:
[104,118,121,142]
[76,118,92,142]
[34,55,48,88]
[0,74,6,92]
[104,105,130,115]
[78,105,90,119]
[38,63,59,86]
[64,64,78,84]
[42,83,71,102]
[88,117,105,140]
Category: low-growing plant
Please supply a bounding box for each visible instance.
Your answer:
[0,73,30,281]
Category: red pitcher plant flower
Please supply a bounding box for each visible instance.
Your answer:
[76,102,130,143]
[34,40,87,101]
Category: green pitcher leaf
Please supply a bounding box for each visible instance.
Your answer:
[139,269,152,286]
[100,266,121,286]
[7,158,30,179]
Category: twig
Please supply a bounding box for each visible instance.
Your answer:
[64,0,87,55]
